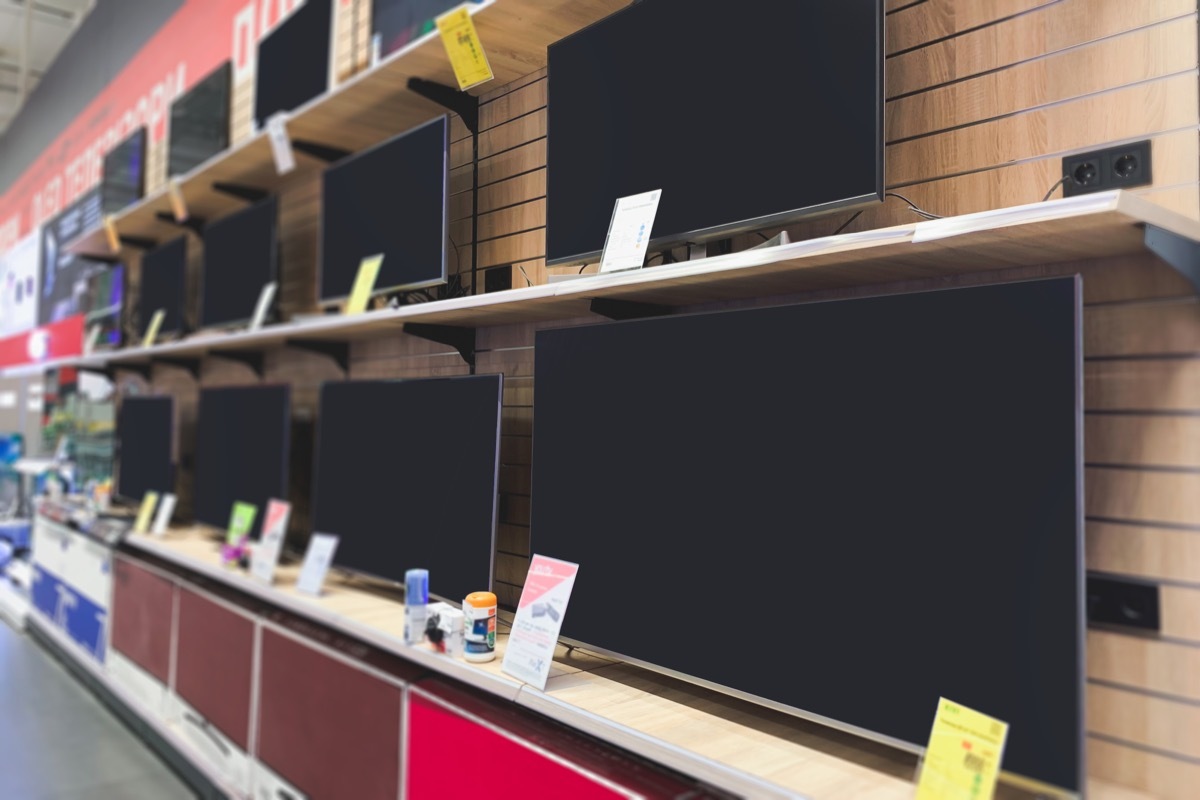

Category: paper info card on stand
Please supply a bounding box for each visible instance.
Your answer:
[502,555,579,690]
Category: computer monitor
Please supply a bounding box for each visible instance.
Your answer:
[193,385,292,540]
[318,115,448,304]
[312,375,501,602]
[168,61,232,177]
[201,196,279,329]
[254,0,332,129]
[115,396,175,503]
[531,278,1083,794]
[371,0,459,60]
[101,128,146,215]
[138,237,187,338]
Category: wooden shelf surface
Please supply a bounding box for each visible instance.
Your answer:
[14,191,1199,379]
[64,0,626,260]
[124,527,1151,800]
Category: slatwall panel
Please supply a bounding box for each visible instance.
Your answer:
[116,2,1200,792]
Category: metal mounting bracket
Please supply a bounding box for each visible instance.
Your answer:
[403,323,476,368]
[209,349,265,377]
[285,339,350,373]
[589,298,674,321]
[212,182,269,204]
[407,78,479,135]
[1144,225,1200,296]
[292,140,351,164]
[119,235,157,251]
[154,211,206,235]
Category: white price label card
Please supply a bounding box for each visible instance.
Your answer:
[251,499,291,585]
[151,493,177,536]
[249,281,277,331]
[84,325,101,355]
[266,113,296,175]
[599,189,662,273]
[296,533,338,596]
[502,555,579,690]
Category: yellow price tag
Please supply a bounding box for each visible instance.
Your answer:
[142,309,165,347]
[133,492,160,534]
[344,254,383,315]
[103,214,120,253]
[168,177,188,222]
[915,698,1009,800]
[436,6,493,90]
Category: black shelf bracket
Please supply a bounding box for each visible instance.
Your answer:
[292,140,351,164]
[212,182,269,204]
[154,211,206,235]
[209,349,265,376]
[589,298,675,321]
[153,357,202,379]
[404,323,476,368]
[285,339,350,373]
[106,362,154,380]
[407,78,479,135]
[119,234,157,251]
[1144,225,1200,296]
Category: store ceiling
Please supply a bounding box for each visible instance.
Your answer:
[0,0,92,136]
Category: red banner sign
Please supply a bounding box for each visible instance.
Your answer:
[0,314,85,368]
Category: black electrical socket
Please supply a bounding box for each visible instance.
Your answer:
[1087,574,1160,632]
[1062,140,1153,197]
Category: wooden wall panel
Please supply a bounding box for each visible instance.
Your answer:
[1089,683,1200,760]
[1089,737,1200,800]
[1088,522,1200,584]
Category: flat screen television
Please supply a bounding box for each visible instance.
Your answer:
[312,375,501,603]
[530,278,1083,794]
[371,0,460,60]
[201,196,279,329]
[116,396,174,502]
[138,237,187,337]
[101,128,146,215]
[319,115,448,304]
[546,0,885,265]
[168,61,232,177]
[254,0,332,129]
[85,264,124,347]
[193,385,291,540]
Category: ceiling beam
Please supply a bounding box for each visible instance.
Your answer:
[0,0,81,26]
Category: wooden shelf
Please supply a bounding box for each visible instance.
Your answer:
[123,527,1150,800]
[65,0,627,260]
[15,190,1199,379]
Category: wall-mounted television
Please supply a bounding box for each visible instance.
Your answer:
[531,278,1083,794]
[319,115,447,304]
[85,264,124,348]
[138,237,187,338]
[254,0,332,129]
[168,61,232,177]
[546,0,885,265]
[116,395,175,503]
[312,375,502,603]
[193,385,292,540]
[201,196,279,329]
[101,128,146,215]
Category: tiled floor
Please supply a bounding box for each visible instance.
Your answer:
[0,621,195,799]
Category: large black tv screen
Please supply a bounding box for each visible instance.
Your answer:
[116,396,174,502]
[254,0,332,129]
[168,62,231,177]
[193,385,291,539]
[546,0,884,265]
[102,128,146,215]
[312,375,502,603]
[138,237,187,337]
[319,115,448,303]
[531,278,1083,793]
[201,196,278,329]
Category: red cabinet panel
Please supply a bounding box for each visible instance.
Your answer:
[408,690,632,800]
[258,629,403,800]
[110,559,174,684]
[175,587,255,750]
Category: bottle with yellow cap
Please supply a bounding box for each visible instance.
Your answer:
[463,591,497,662]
